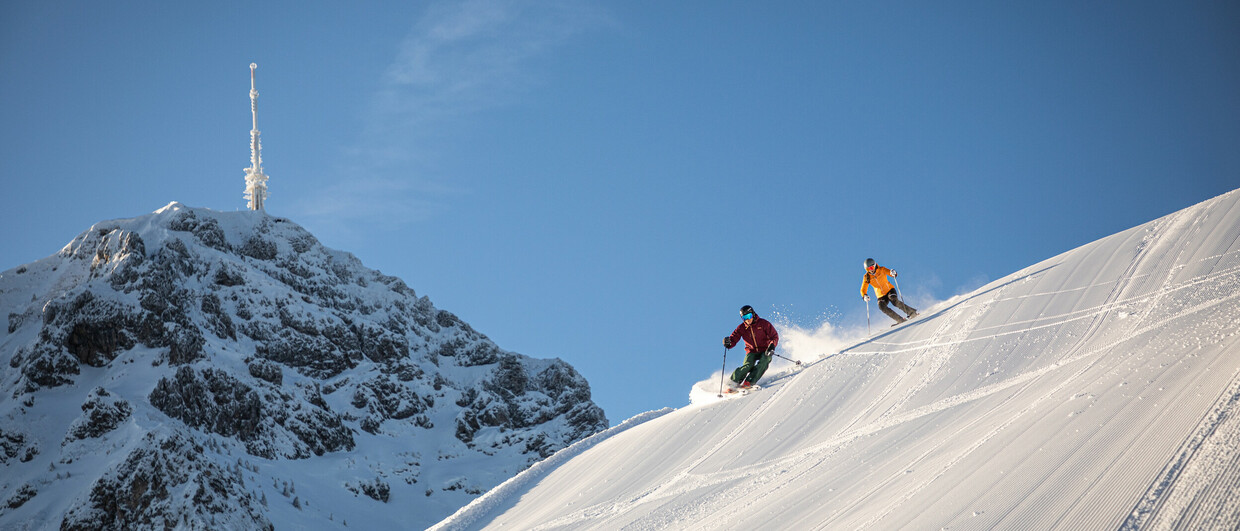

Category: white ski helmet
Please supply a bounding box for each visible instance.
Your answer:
[864,258,876,270]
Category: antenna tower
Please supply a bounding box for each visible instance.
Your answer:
[243,63,269,211]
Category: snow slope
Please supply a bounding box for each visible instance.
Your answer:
[435,188,1240,530]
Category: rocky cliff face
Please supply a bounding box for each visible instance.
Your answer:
[0,203,608,529]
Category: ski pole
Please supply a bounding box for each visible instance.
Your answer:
[770,351,801,366]
[865,297,871,336]
[894,277,902,299]
[718,346,728,398]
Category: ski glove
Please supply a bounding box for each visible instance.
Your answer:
[863,294,870,302]
[723,337,734,349]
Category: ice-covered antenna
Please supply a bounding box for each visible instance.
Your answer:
[243,62,269,211]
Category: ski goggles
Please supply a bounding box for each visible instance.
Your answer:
[866,265,876,271]
[741,312,754,320]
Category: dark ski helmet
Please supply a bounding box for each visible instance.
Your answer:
[864,258,876,271]
[740,305,756,319]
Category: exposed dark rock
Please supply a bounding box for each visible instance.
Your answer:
[165,326,206,366]
[351,375,433,434]
[247,359,283,386]
[149,366,263,443]
[253,325,355,380]
[213,263,246,287]
[59,431,272,531]
[240,236,278,261]
[435,310,462,329]
[490,355,529,397]
[436,338,501,368]
[7,311,25,334]
[40,292,136,368]
[65,387,133,442]
[65,319,133,367]
[201,293,236,340]
[16,343,80,393]
[0,428,38,464]
[149,366,354,459]
[350,477,390,503]
[453,357,606,452]
[169,210,228,252]
[4,483,37,510]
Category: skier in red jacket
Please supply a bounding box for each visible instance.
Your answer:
[722,305,779,389]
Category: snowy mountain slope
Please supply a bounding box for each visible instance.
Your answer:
[0,203,607,530]
[435,188,1240,530]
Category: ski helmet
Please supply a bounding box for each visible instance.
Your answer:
[740,305,755,319]
[864,258,876,270]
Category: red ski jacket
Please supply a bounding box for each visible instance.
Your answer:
[728,314,779,354]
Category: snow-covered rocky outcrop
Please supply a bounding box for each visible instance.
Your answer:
[0,202,607,529]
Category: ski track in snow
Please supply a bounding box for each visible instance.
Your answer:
[890,305,1222,528]
[434,189,1240,530]
[1123,356,1240,530]
[515,250,1240,530]
[848,251,1240,357]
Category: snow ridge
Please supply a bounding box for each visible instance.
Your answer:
[429,407,674,531]
[435,187,1240,530]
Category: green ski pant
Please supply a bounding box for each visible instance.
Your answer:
[731,351,773,385]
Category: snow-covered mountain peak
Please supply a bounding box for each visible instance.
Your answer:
[154,201,184,214]
[0,204,608,529]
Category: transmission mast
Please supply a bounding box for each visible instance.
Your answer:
[243,62,269,211]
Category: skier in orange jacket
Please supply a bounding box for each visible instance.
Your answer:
[861,258,918,324]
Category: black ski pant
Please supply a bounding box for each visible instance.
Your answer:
[878,291,917,323]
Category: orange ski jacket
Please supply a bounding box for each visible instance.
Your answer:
[861,265,898,298]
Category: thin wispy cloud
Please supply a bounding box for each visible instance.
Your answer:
[297,177,452,224]
[294,0,610,230]
[376,0,609,128]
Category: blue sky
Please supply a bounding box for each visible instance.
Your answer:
[2,1,1237,424]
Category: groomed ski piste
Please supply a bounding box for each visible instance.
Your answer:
[432,188,1240,530]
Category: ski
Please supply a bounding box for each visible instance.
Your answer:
[889,311,922,328]
[723,385,762,396]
